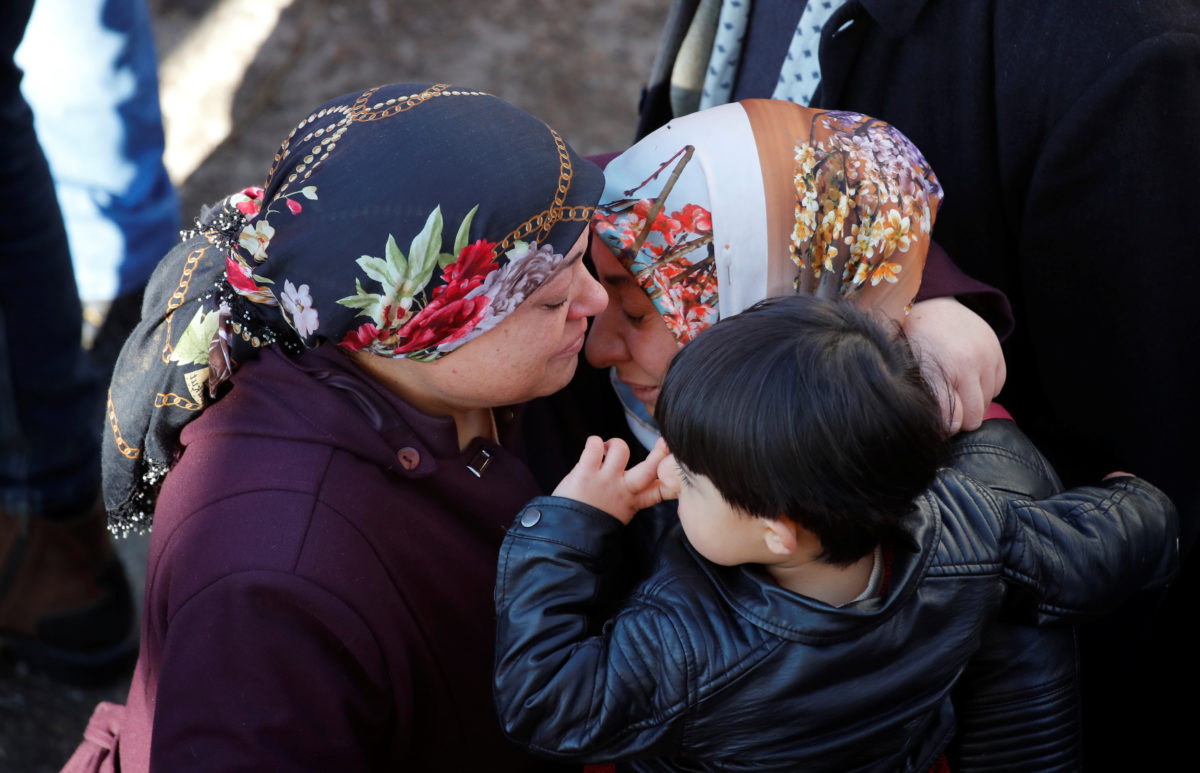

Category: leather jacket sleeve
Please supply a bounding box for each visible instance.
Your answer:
[1003,475,1178,622]
[494,496,688,762]
[942,420,1080,772]
[935,471,1179,624]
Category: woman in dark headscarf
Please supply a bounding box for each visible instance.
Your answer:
[67,83,605,772]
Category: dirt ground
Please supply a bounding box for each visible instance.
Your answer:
[0,1,666,770]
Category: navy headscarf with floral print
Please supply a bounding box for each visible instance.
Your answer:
[104,83,603,533]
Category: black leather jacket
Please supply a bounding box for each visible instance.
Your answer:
[494,423,1177,772]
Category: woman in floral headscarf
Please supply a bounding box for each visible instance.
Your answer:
[524,100,1076,772]
[65,83,605,773]
[583,99,1005,442]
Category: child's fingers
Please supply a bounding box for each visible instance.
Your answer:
[554,437,610,503]
[647,438,670,468]
[624,456,661,494]
[632,480,674,511]
[625,439,670,493]
[656,453,682,501]
[600,437,631,476]
[575,435,605,470]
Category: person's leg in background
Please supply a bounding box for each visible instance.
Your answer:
[0,0,135,685]
[15,0,179,374]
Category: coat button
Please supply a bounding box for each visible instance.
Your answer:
[397,447,421,470]
[520,509,541,527]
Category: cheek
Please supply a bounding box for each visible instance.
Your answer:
[677,507,719,560]
[632,329,680,383]
[525,313,583,386]
[620,303,678,381]
[583,304,631,366]
[675,493,703,536]
[471,319,554,393]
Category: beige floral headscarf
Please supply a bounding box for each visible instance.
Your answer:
[593,99,942,343]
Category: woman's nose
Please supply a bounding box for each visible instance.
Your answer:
[584,304,630,369]
[571,268,607,320]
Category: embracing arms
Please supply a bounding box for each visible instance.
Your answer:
[1000,475,1178,622]
[932,463,1179,625]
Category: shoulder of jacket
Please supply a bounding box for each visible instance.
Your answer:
[921,471,1007,575]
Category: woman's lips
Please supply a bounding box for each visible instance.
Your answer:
[555,330,586,358]
[624,381,660,406]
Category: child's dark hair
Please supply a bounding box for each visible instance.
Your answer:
[656,295,947,565]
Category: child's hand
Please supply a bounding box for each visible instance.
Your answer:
[553,436,671,524]
[655,447,683,502]
[904,297,1007,434]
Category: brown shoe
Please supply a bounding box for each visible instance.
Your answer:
[0,498,135,685]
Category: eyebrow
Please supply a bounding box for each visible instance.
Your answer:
[533,248,585,293]
[599,271,634,287]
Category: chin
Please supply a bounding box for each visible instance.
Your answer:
[529,358,580,400]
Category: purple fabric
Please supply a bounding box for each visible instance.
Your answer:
[915,240,1014,341]
[109,344,553,771]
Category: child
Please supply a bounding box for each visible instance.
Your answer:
[493,295,1177,772]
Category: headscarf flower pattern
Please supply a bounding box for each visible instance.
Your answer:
[594,150,719,341]
[333,204,498,359]
[104,83,602,532]
[790,111,940,298]
[594,100,943,344]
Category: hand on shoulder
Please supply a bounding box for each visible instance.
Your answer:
[904,297,1007,434]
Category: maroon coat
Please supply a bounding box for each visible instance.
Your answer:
[114,345,554,771]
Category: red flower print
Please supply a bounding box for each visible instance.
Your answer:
[593,216,640,251]
[440,239,498,291]
[225,256,259,294]
[393,295,491,353]
[286,199,302,215]
[673,203,712,234]
[234,186,265,217]
[339,322,382,351]
[633,198,683,247]
[388,240,500,352]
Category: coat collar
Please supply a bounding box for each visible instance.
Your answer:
[694,494,942,643]
[232,345,522,482]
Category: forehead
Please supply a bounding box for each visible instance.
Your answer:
[590,239,641,291]
[590,239,658,305]
[532,241,586,292]
[588,236,628,280]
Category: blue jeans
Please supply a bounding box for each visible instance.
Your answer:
[1,0,102,516]
[15,0,178,304]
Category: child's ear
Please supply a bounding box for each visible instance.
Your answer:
[761,517,798,557]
